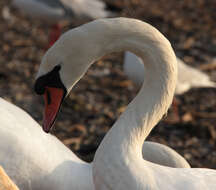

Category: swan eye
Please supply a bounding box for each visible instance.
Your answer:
[34,65,67,95]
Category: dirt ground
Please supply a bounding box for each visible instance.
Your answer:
[0,0,216,168]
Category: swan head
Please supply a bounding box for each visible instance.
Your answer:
[34,29,95,133]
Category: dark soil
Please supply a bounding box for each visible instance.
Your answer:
[0,0,216,168]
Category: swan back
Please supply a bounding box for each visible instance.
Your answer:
[142,142,190,168]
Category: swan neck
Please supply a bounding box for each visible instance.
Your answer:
[92,18,177,189]
[94,19,177,146]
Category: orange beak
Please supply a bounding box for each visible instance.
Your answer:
[43,87,64,133]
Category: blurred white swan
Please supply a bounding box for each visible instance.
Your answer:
[124,51,216,94]
[11,0,113,47]
[11,0,112,22]
[34,18,216,189]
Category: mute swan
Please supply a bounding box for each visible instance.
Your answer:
[33,18,216,189]
[0,166,19,190]
[124,51,216,94]
[11,0,113,47]
[0,97,188,190]
[12,0,111,22]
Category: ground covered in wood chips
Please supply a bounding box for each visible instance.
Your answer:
[0,0,216,168]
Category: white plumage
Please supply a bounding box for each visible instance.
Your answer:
[34,18,216,189]
[0,98,189,190]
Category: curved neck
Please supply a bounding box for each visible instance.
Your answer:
[88,18,177,189]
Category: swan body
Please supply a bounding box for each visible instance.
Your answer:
[34,18,216,189]
[12,0,111,23]
[0,166,19,190]
[0,98,93,190]
[0,97,189,190]
[124,51,216,94]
